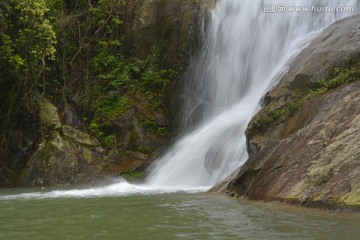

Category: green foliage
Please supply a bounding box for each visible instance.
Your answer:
[256,61,360,132]
[90,0,125,34]
[0,0,57,152]
[137,145,150,154]
[89,121,104,138]
[98,95,132,124]
[90,120,118,148]
[311,64,360,95]
[144,118,168,134]
[55,0,175,151]
[0,0,177,157]
[91,40,133,128]
[146,41,166,69]
[141,68,175,111]
[144,118,158,129]
[91,37,176,139]
[121,170,143,180]
[92,41,132,93]
[104,134,117,148]
[0,0,56,96]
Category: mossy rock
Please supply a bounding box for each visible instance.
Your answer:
[62,125,101,147]
[38,97,62,130]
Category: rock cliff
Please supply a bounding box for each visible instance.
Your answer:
[224,14,360,211]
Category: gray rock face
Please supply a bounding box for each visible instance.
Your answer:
[123,0,214,69]
[224,15,360,211]
[263,14,360,110]
[9,100,104,187]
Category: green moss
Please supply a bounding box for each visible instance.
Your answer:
[311,64,360,94]
[89,121,117,148]
[255,61,360,132]
[123,144,151,154]
[99,95,131,124]
[144,118,168,134]
[144,118,157,129]
[121,170,143,180]
[338,191,360,205]
[103,134,117,148]
[89,121,105,139]
[256,97,307,131]
[137,145,150,153]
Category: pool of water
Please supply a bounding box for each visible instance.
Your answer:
[0,188,359,240]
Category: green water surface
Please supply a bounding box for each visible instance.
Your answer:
[0,190,359,240]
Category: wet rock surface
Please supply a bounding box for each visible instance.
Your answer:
[224,15,360,211]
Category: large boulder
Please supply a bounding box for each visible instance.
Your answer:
[4,99,104,187]
[225,14,360,211]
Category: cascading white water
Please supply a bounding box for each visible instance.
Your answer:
[0,0,358,200]
[145,0,358,188]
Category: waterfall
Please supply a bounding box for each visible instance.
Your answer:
[1,0,358,200]
[145,0,358,187]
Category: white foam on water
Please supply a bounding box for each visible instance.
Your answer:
[0,178,209,200]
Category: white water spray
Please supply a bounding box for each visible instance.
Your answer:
[0,0,357,199]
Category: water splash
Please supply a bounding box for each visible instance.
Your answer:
[0,178,208,200]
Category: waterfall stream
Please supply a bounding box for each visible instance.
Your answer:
[145,0,357,187]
